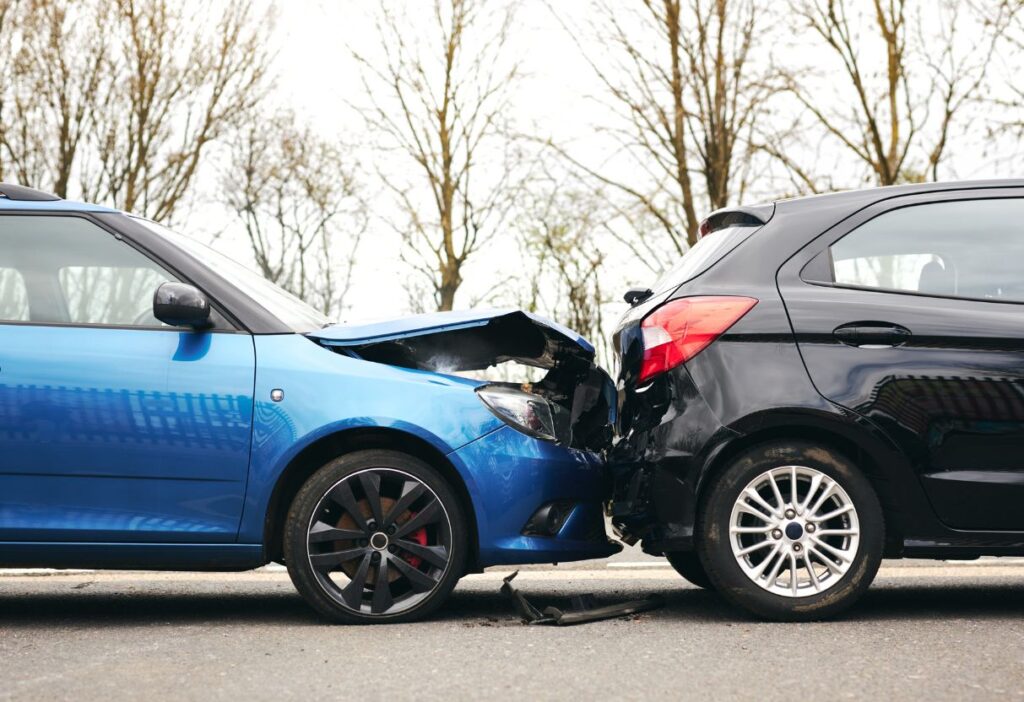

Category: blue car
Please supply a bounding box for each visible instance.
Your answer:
[0,183,620,623]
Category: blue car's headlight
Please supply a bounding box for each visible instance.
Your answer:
[476,385,572,445]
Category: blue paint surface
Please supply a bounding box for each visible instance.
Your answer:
[1,328,616,569]
[0,325,255,543]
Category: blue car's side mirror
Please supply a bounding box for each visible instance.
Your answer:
[153,282,212,329]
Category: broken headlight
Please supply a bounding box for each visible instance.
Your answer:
[476,385,572,445]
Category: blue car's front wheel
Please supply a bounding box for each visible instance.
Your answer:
[284,450,467,624]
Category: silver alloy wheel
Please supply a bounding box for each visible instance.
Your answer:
[305,467,454,617]
[728,465,860,598]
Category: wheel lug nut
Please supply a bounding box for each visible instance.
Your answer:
[388,545,397,553]
[771,529,783,540]
[793,543,802,553]
[387,526,396,535]
[806,523,816,533]
[371,552,381,562]
[784,509,796,519]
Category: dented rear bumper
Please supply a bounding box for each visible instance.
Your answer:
[608,360,735,555]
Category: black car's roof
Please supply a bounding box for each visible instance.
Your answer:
[773,178,1024,215]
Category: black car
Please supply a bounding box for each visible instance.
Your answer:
[610,180,1024,620]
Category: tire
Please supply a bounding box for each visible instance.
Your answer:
[284,449,467,624]
[665,551,714,590]
[697,441,883,621]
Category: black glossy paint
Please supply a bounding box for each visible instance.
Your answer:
[611,180,1024,559]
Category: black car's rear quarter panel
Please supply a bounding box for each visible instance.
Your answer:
[612,212,849,551]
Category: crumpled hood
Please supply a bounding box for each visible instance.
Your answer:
[309,308,595,372]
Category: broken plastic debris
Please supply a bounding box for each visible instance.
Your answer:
[500,570,664,626]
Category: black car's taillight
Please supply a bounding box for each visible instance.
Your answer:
[638,296,757,383]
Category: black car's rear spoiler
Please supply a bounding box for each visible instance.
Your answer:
[699,202,775,238]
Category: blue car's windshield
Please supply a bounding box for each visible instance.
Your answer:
[132,217,330,332]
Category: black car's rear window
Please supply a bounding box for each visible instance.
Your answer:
[650,224,762,294]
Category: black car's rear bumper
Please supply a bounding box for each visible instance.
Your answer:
[609,364,733,554]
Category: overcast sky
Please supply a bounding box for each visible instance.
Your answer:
[186,0,1021,328]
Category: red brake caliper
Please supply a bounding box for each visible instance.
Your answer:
[404,515,428,568]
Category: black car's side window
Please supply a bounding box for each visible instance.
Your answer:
[829,198,1024,303]
[0,215,179,326]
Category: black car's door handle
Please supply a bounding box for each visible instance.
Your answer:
[833,322,912,348]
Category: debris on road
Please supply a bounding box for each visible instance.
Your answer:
[500,571,664,625]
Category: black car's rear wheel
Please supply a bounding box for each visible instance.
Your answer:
[665,551,713,589]
[698,441,883,621]
[284,450,466,624]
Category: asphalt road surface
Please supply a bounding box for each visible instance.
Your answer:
[2,555,1024,701]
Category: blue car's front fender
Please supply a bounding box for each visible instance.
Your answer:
[238,334,502,542]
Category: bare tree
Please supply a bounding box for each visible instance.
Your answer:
[553,0,782,260]
[0,0,109,195]
[517,172,610,357]
[0,0,17,184]
[222,112,366,319]
[786,0,1006,186]
[353,0,524,311]
[0,0,272,222]
[977,0,1024,138]
[87,0,273,221]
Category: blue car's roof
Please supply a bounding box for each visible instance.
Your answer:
[0,197,119,213]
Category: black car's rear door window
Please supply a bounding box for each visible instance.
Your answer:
[829,198,1024,303]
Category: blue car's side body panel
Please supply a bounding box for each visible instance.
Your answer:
[0,201,617,571]
[240,334,616,565]
[0,324,255,543]
[239,334,503,545]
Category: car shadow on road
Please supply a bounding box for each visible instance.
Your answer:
[2,580,1023,627]
[0,588,317,627]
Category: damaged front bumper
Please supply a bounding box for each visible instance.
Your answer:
[450,425,622,567]
[311,307,624,566]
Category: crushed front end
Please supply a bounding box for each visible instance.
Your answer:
[310,308,623,566]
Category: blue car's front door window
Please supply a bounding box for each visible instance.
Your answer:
[0,267,29,321]
[0,215,256,542]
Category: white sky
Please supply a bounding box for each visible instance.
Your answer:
[192,0,613,323]
[185,0,1021,329]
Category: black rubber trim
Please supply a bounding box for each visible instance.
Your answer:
[94,212,292,334]
[702,202,775,233]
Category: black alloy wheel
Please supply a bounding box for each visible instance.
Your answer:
[284,450,467,624]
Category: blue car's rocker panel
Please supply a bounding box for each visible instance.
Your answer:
[0,185,620,620]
